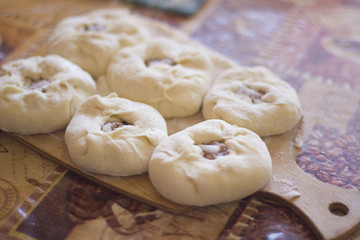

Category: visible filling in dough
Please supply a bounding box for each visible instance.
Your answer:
[25,79,50,93]
[145,58,176,67]
[235,86,265,104]
[198,141,230,160]
[101,120,132,132]
[84,23,106,32]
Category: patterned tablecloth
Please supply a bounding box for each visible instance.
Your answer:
[1,0,360,239]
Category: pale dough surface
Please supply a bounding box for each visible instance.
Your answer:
[47,9,148,78]
[106,38,213,118]
[0,55,96,135]
[65,93,168,176]
[202,66,302,137]
[149,119,272,206]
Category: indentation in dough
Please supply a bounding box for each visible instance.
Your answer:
[235,86,265,104]
[197,141,230,160]
[0,70,9,77]
[25,79,50,93]
[83,23,106,32]
[101,120,132,132]
[145,58,176,67]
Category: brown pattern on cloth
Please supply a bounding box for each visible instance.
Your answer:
[191,0,293,65]
[218,197,317,239]
[0,21,33,63]
[68,176,161,235]
[15,171,163,240]
[237,198,317,240]
[252,1,360,88]
[1,164,66,237]
[297,124,360,191]
[297,30,360,88]
[347,101,360,143]
[0,178,18,221]
[0,143,9,152]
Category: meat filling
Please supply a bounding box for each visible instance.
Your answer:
[25,79,50,93]
[236,86,265,104]
[84,23,106,32]
[101,121,132,132]
[198,141,230,160]
[145,58,176,67]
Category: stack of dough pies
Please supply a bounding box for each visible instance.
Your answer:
[0,9,303,207]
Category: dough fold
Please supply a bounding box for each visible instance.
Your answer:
[65,93,168,176]
[202,66,302,136]
[47,9,148,78]
[149,119,272,206]
[106,38,213,118]
[0,55,96,134]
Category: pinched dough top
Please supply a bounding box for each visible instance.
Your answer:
[149,119,272,206]
[106,38,213,118]
[65,93,168,176]
[47,9,149,78]
[202,66,302,136]
[0,55,96,134]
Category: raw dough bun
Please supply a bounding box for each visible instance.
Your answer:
[47,9,148,78]
[65,93,168,176]
[0,55,96,135]
[149,119,272,206]
[202,66,302,137]
[106,38,213,118]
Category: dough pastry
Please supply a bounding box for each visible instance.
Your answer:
[0,55,96,135]
[149,119,272,206]
[47,9,148,78]
[202,66,302,136]
[106,38,213,118]
[65,93,168,176]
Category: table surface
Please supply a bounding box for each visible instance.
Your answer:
[1,0,360,239]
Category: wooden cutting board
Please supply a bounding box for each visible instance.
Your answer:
[11,122,360,240]
[260,126,360,240]
[6,15,360,240]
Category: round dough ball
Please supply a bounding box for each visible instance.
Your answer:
[0,55,96,135]
[202,66,302,137]
[149,119,272,206]
[65,93,168,176]
[47,9,148,78]
[106,38,213,118]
